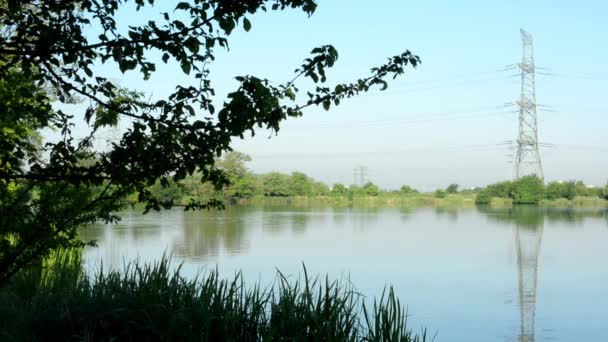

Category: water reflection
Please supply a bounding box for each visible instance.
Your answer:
[434,207,460,222]
[478,206,608,229]
[513,214,543,342]
[476,206,607,341]
[80,205,608,341]
[174,208,249,261]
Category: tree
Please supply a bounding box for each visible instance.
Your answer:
[0,0,419,283]
[230,175,262,199]
[603,183,608,200]
[511,175,545,205]
[262,172,291,197]
[289,172,313,196]
[446,184,459,194]
[216,151,252,182]
[545,182,563,200]
[474,190,492,205]
[362,182,380,196]
[331,183,348,196]
[311,181,329,196]
[434,189,447,199]
[398,185,418,195]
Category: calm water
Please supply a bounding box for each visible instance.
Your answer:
[80,206,608,341]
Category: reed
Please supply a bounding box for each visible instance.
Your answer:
[0,254,428,342]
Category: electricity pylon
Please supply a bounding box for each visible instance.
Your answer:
[353,166,368,186]
[515,222,544,342]
[515,29,544,179]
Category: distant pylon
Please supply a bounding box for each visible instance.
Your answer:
[352,166,368,186]
[515,29,544,179]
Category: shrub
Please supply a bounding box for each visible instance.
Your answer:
[399,185,418,195]
[434,189,447,199]
[331,183,348,196]
[475,190,492,205]
[362,182,380,196]
[511,175,545,204]
[446,184,459,194]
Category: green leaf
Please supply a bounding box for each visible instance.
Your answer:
[285,88,296,101]
[243,18,252,32]
[180,61,191,75]
[175,2,190,10]
[184,37,200,53]
[322,100,330,110]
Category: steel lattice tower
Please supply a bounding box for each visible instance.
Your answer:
[515,29,544,179]
[515,223,544,342]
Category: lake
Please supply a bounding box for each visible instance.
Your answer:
[80,205,608,341]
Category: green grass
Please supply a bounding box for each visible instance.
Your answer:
[240,193,477,208]
[0,253,428,342]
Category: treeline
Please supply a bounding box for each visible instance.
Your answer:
[145,152,427,204]
[475,175,608,205]
[145,152,607,206]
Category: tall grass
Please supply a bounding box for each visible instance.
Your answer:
[241,194,477,208]
[0,253,428,341]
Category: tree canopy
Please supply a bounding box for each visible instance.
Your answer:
[0,0,420,283]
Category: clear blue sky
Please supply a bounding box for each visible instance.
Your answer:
[80,0,608,190]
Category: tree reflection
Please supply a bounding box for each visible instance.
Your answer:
[477,206,608,229]
[173,208,249,261]
[434,207,460,222]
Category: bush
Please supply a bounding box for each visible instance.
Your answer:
[511,175,545,204]
[486,181,514,198]
[362,182,380,196]
[474,190,492,205]
[399,185,418,195]
[446,184,459,194]
[331,183,348,196]
[434,189,447,199]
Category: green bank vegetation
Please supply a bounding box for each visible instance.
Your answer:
[0,250,427,342]
[142,153,606,209]
[475,175,608,206]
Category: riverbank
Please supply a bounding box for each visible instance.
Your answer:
[233,194,607,208]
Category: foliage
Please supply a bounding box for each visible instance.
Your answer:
[217,151,252,183]
[331,183,348,196]
[604,183,608,200]
[0,1,419,284]
[545,181,576,200]
[446,184,459,194]
[474,190,492,205]
[362,182,380,196]
[148,179,183,204]
[434,189,447,199]
[476,176,544,205]
[510,176,545,204]
[230,175,263,199]
[311,181,330,196]
[399,185,418,195]
[289,171,313,196]
[262,172,292,197]
[0,256,427,342]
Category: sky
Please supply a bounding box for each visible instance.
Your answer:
[74,0,608,191]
